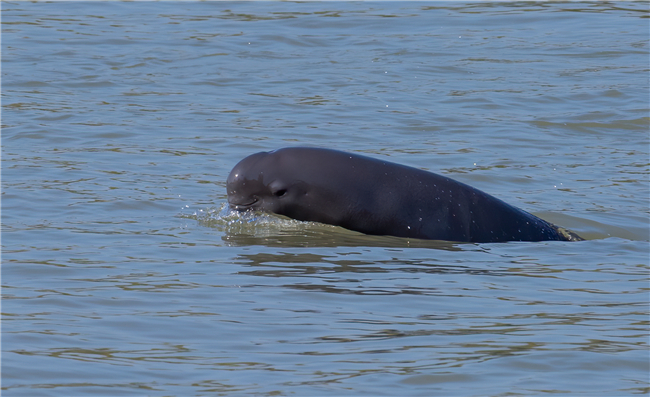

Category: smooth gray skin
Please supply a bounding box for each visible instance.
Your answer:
[226,147,582,243]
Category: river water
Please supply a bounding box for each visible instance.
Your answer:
[2,2,649,396]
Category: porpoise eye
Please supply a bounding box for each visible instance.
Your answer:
[273,188,287,197]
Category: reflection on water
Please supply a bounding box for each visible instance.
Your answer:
[234,251,509,281]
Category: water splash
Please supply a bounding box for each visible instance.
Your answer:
[177,202,311,237]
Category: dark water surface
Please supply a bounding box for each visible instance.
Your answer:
[2,2,649,396]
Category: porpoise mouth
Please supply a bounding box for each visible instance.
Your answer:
[227,197,258,211]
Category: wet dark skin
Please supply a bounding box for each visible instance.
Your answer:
[226,147,582,243]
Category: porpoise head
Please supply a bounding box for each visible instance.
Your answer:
[226,149,316,220]
[226,147,360,227]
